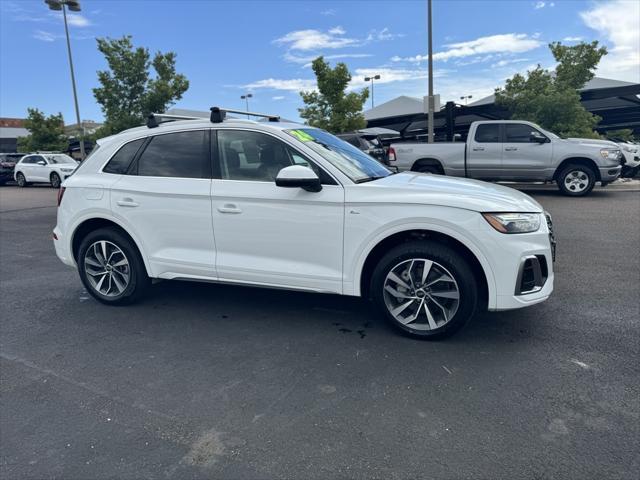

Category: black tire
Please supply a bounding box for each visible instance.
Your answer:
[415,164,443,175]
[16,172,28,187]
[556,163,596,196]
[77,227,150,305]
[370,240,478,339]
[50,172,61,189]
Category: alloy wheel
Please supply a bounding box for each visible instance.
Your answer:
[84,240,130,297]
[16,173,25,187]
[51,173,61,188]
[563,169,590,193]
[383,258,460,331]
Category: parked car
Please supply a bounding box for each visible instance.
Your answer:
[53,108,555,339]
[0,153,25,185]
[14,153,79,188]
[610,139,639,178]
[337,132,389,165]
[389,120,623,196]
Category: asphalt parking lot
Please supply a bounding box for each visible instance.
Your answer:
[1,185,638,479]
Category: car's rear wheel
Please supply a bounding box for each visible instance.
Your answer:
[557,164,596,196]
[370,241,478,339]
[16,172,28,187]
[77,227,150,305]
[415,164,443,175]
[50,172,61,189]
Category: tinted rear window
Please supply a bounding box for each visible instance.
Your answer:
[474,124,500,143]
[136,131,209,178]
[104,139,145,174]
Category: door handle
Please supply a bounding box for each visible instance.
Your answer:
[117,198,139,207]
[472,147,485,151]
[505,147,518,151]
[218,203,242,214]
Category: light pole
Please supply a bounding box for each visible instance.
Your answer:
[427,0,434,143]
[364,74,381,109]
[460,95,473,105]
[45,0,85,160]
[241,94,253,119]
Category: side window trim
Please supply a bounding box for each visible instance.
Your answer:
[504,123,545,143]
[474,123,501,144]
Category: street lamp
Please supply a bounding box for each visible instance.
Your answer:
[45,0,85,160]
[364,74,380,109]
[460,95,473,105]
[240,93,253,119]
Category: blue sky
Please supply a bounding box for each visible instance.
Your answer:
[1,0,638,124]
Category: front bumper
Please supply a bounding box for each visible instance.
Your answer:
[599,164,622,182]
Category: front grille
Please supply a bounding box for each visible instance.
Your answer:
[545,212,556,262]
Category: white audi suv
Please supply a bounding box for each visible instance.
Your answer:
[53,108,555,339]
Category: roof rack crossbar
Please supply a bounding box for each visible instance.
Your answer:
[210,107,280,123]
[147,113,204,128]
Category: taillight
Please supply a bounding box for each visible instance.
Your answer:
[388,147,396,163]
[57,187,66,206]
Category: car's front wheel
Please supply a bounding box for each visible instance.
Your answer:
[50,172,61,189]
[370,241,478,339]
[557,164,596,196]
[16,172,28,187]
[77,227,150,305]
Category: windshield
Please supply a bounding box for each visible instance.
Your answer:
[542,129,560,139]
[46,154,77,164]
[285,128,391,182]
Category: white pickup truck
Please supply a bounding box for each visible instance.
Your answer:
[389,120,623,196]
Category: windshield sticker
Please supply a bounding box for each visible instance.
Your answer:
[288,129,315,142]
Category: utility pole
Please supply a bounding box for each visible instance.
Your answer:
[241,94,253,119]
[364,74,380,109]
[427,0,434,143]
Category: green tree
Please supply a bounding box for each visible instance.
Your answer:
[93,36,189,136]
[605,129,635,142]
[495,41,607,138]
[17,108,68,152]
[299,57,369,133]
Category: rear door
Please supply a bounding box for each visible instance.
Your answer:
[466,123,503,179]
[109,130,216,279]
[501,123,553,179]
[17,156,35,180]
[30,155,49,182]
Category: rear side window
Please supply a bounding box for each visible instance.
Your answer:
[103,139,145,174]
[136,130,209,178]
[474,124,500,143]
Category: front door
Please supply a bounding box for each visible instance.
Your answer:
[110,129,216,279]
[466,123,502,179]
[501,123,554,180]
[211,129,344,293]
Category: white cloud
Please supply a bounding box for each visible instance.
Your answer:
[367,28,404,42]
[285,52,374,65]
[349,67,450,89]
[562,36,583,42]
[272,96,285,101]
[59,12,92,27]
[580,0,640,82]
[274,28,358,51]
[534,1,555,9]
[392,33,543,63]
[242,78,317,92]
[320,9,336,16]
[33,30,57,42]
[491,58,529,68]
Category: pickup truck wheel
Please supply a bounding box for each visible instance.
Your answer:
[370,241,478,339]
[77,227,150,305]
[557,164,596,196]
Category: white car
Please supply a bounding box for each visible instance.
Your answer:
[53,108,555,339]
[14,153,79,188]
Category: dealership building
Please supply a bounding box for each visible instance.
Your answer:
[364,77,640,141]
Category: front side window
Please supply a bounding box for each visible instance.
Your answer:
[136,130,209,178]
[217,130,334,184]
[505,124,544,143]
[285,128,391,183]
[103,138,145,174]
[474,124,500,143]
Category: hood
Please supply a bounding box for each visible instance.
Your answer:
[566,137,619,149]
[357,172,543,212]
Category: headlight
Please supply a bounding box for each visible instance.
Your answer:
[600,148,621,160]
[482,213,541,234]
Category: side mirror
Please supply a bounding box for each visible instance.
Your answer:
[37,160,47,165]
[530,132,548,144]
[275,165,322,192]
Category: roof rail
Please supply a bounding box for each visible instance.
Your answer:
[147,113,204,128]
[210,107,280,123]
